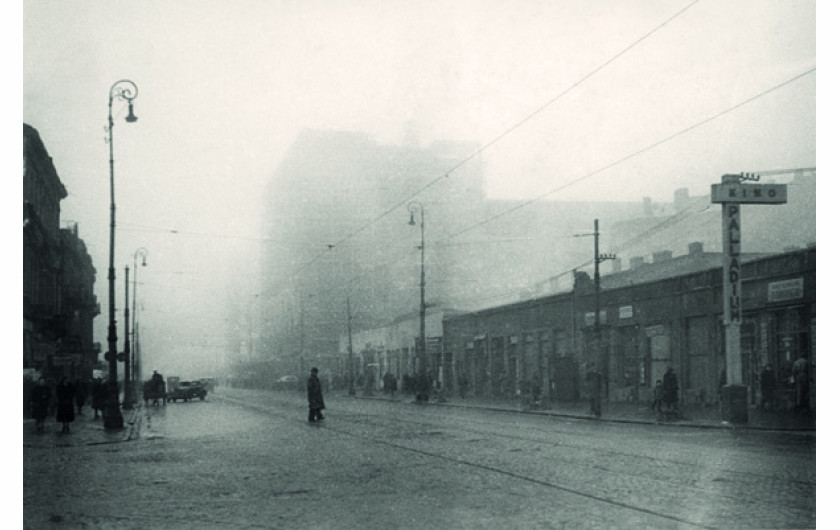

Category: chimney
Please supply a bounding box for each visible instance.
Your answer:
[630,256,645,269]
[611,258,622,273]
[674,188,690,210]
[652,250,673,263]
[688,242,703,256]
[643,197,653,217]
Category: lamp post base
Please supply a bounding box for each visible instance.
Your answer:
[721,384,748,424]
[103,383,124,430]
[122,387,135,410]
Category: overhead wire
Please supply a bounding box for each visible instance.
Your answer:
[289,63,815,318]
[449,192,716,309]
[283,0,703,282]
[439,68,816,244]
[363,69,815,310]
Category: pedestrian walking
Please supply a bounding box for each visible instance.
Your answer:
[415,372,431,402]
[531,372,542,407]
[663,366,679,412]
[151,370,166,406]
[457,373,468,399]
[585,364,601,418]
[55,377,76,433]
[91,377,107,420]
[792,354,810,411]
[30,377,52,433]
[760,365,776,411]
[307,367,325,423]
[382,372,397,398]
[74,378,88,415]
[651,379,664,413]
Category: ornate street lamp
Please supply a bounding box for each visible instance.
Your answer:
[407,201,426,381]
[103,79,138,429]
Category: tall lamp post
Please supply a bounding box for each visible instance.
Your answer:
[346,297,355,396]
[123,267,133,409]
[104,79,138,430]
[407,201,426,379]
[131,248,148,396]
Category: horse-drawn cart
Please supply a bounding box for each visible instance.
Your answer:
[143,377,167,407]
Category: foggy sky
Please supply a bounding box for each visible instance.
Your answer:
[18,1,816,378]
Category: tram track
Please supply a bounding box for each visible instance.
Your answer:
[214,390,813,528]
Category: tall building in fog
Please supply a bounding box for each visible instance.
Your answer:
[255,130,815,371]
[257,129,650,367]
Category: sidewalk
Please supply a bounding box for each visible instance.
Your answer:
[23,405,142,449]
[360,391,816,432]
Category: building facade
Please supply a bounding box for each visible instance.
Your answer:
[443,245,815,411]
[337,308,457,392]
[23,124,99,381]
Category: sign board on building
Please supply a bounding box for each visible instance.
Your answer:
[584,309,607,326]
[645,325,666,337]
[619,305,633,319]
[35,342,56,362]
[723,203,742,324]
[767,278,804,303]
[711,183,788,204]
[52,354,81,366]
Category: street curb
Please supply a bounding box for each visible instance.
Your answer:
[84,406,141,446]
[352,394,816,434]
[123,405,141,442]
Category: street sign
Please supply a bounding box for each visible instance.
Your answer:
[711,183,787,204]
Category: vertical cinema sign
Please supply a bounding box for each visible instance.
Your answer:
[711,174,787,388]
[722,202,742,325]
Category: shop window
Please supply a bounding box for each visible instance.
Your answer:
[618,328,639,387]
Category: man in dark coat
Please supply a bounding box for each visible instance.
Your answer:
[91,377,108,419]
[307,367,325,422]
[585,364,602,418]
[382,372,396,398]
[760,365,776,411]
[663,366,679,412]
[74,378,88,414]
[30,377,52,433]
[55,376,76,433]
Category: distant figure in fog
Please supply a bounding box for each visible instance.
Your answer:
[55,377,76,433]
[30,377,52,433]
[382,372,397,398]
[92,377,107,419]
[651,379,663,413]
[663,367,679,412]
[415,372,431,402]
[74,378,88,414]
[760,365,776,411]
[585,364,601,418]
[531,373,542,406]
[792,354,810,411]
[307,367,325,423]
[458,373,468,399]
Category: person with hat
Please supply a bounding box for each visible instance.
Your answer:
[307,367,325,423]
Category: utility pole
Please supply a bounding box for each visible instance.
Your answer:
[407,202,426,379]
[346,297,355,396]
[593,219,616,399]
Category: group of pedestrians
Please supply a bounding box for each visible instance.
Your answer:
[28,376,109,433]
[650,366,680,414]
